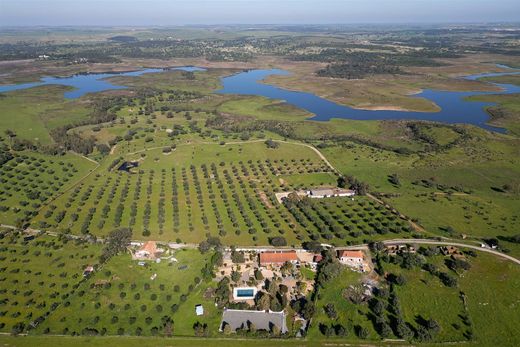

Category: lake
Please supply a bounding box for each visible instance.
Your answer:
[0,64,518,132]
[217,67,520,133]
[0,66,206,99]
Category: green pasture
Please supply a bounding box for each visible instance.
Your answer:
[0,151,97,225]
[36,249,210,337]
[0,233,102,333]
[0,85,90,144]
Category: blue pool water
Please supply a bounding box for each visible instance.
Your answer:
[236,289,255,297]
[0,66,206,99]
[216,67,520,133]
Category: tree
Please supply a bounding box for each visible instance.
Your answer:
[321,324,333,337]
[338,175,369,195]
[389,173,401,186]
[254,269,264,281]
[231,250,245,263]
[11,322,25,335]
[335,324,347,336]
[248,321,257,333]
[302,241,322,253]
[378,322,392,338]
[396,319,413,339]
[446,258,471,272]
[270,324,280,336]
[439,272,458,287]
[198,240,210,253]
[394,274,407,286]
[371,299,385,316]
[337,175,347,188]
[255,292,271,310]
[356,326,369,339]
[231,270,241,283]
[223,322,232,335]
[302,302,315,320]
[264,139,279,149]
[316,256,342,286]
[4,129,16,149]
[415,326,433,342]
[96,144,110,155]
[100,228,132,263]
[280,262,293,276]
[324,303,337,319]
[369,241,385,253]
[193,322,208,337]
[426,318,441,335]
[269,236,287,247]
[161,316,174,337]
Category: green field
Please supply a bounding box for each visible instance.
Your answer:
[36,248,216,337]
[0,85,90,144]
[0,151,97,225]
[32,141,335,245]
[0,233,102,334]
[217,96,312,121]
[284,196,418,244]
[320,128,520,255]
[308,249,520,346]
[0,27,520,345]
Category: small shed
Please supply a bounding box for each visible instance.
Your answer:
[83,265,94,277]
[195,304,204,316]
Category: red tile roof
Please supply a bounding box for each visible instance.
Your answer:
[139,241,157,254]
[259,251,298,265]
[338,250,364,259]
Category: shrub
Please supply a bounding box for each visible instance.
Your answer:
[269,236,287,247]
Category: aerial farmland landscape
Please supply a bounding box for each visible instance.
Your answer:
[0,1,520,346]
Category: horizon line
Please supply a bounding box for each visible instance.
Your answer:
[1,22,520,28]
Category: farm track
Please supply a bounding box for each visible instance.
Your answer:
[3,223,520,266]
[36,155,101,212]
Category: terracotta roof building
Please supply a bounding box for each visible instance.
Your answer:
[135,241,159,260]
[259,251,298,266]
[338,250,364,259]
[337,250,364,268]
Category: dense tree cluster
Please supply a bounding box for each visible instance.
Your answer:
[100,228,132,263]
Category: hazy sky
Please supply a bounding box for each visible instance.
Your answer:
[1,0,519,26]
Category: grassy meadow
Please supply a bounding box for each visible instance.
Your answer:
[0,85,90,144]
[308,249,520,346]
[0,233,102,334]
[36,248,215,337]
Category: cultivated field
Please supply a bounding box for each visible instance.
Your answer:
[33,142,337,245]
[0,233,102,334]
[0,152,97,225]
[36,248,214,337]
